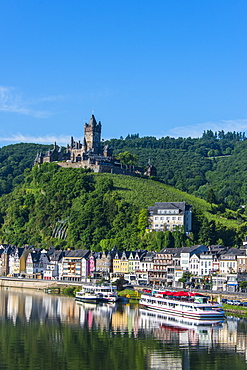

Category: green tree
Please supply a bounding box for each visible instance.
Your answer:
[117,151,138,166]
[138,209,149,233]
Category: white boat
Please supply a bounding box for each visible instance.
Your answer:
[75,284,119,303]
[139,290,225,321]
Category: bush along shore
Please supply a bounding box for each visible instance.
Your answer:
[222,303,247,317]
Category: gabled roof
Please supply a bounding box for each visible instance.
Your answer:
[2,245,15,255]
[17,247,25,258]
[30,251,41,263]
[64,249,90,258]
[221,247,244,257]
[49,250,65,262]
[140,251,155,261]
[148,202,191,212]
[160,245,207,256]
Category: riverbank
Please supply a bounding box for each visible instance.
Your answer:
[0,277,83,290]
[223,303,247,317]
[2,278,247,302]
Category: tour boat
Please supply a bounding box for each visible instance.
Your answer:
[75,284,119,303]
[139,290,225,321]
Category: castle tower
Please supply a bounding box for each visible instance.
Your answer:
[84,114,101,154]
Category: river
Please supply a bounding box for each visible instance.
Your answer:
[0,287,247,369]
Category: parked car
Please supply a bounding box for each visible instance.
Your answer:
[226,300,234,305]
[242,302,247,307]
[221,298,227,303]
[232,300,242,306]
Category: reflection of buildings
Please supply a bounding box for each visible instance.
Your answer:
[1,288,247,364]
[148,351,182,370]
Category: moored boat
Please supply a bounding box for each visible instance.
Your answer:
[139,290,225,320]
[75,284,119,303]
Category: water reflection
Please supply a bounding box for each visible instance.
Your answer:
[1,287,247,369]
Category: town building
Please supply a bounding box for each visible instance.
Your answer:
[25,249,50,278]
[237,248,247,273]
[219,248,244,274]
[180,245,208,272]
[112,251,130,276]
[140,251,155,272]
[0,245,15,276]
[199,245,226,276]
[189,253,200,276]
[60,249,90,281]
[9,247,24,277]
[147,202,192,234]
[43,250,65,280]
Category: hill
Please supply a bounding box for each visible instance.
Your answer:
[0,130,247,212]
[0,163,245,250]
[0,143,53,197]
[106,130,247,210]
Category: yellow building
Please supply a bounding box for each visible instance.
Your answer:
[113,251,129,274]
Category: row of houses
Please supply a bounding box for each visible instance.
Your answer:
[1,243,247,291]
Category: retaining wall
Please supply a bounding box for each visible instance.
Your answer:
[0,278,82,290]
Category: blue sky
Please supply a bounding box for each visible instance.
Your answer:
[0,0,246,147]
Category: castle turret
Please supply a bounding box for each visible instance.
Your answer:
[84,114,101,154]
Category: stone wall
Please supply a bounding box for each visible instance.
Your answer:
[0,278,82,290]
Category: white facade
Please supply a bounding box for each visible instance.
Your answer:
[148,202,192,234]
[199,254,213,276]
[26,250,49,276]
[189,254,200,276]
[43,263,59,280]
[128,252,142,273]
[180,252,190,271]
[219,257,237,274]
[140,260,154,272]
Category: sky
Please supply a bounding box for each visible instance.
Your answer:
[0,0,247,147]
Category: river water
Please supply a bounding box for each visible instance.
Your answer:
[0,287,247,370]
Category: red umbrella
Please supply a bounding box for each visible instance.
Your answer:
[160,291,173,295]
[173,291,188,296]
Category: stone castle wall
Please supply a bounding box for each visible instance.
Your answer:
[57,161,139,176]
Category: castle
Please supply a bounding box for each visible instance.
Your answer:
[34,114,156,176]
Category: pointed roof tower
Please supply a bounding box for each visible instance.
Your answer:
[88,114,97,127]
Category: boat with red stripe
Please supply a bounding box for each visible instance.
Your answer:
[139,290,225,320]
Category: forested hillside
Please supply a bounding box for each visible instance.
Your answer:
[0,130,246,211]
[107,130,247,210]
[0,143,52,197]
[0,163,246,250]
